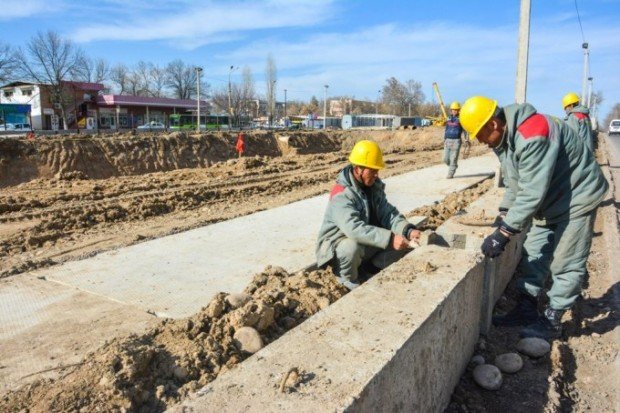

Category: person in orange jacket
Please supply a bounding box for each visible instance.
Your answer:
[236,132,245,158]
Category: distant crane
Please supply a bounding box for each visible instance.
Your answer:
[426,82,448,126]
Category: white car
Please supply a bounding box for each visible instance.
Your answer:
[609,119,620,136]
[137,121,166,131]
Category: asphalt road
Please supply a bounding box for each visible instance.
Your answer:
[605,133,620,202]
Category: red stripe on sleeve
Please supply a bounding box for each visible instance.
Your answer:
[518,114,549,140]
[329,184,345,200]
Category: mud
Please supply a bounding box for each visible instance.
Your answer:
[0,266,348,413]
[0,128,488,279]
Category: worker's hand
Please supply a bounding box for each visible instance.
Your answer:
[481,228,510,258]
[391,234,411,250]
[407,229,421,242]
[492,209,508,228]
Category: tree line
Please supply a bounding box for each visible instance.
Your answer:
[0,30,458,128]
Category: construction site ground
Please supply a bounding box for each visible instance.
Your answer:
[0,128,617,412]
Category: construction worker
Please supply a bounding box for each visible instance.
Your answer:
[315,140,421,290]
[236,132,245,158]
[562,92,594,152]
[460,96,608,340]
[443,101,465,179]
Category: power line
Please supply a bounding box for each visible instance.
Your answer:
[574,0,586,43]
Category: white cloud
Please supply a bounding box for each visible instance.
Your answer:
[214,18,620,118]
[70,0,337,45]
[0,0,58,20]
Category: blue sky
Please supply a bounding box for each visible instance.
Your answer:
[2,0,619,120]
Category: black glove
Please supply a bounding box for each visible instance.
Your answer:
[481,228,510,258]
[492,208,508,228]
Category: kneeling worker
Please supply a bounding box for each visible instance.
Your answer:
[316,140,421,289]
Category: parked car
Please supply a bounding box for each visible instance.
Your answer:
[137,121,166,131]
[609,119,620,136]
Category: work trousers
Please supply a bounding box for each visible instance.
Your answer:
[443,139,461,176]
[331,238,405,290]
[517,210,596,310]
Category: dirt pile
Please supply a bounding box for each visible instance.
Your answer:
[0,128,447,188]
[408,179,494,230]
[0,266,348,413]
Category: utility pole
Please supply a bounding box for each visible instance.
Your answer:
[228,65,237,129]
[195,66,203,132]
[515,0,531,104]
[581,42,589,103]
[284,89,287,128]
[587,76,593,108]
[323,84,329,130]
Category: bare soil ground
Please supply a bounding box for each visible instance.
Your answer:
[0,266,349,412]
[447,144,619,412]
[0,127,493,412]
[0,128,486,279]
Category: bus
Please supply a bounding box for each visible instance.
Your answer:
[169,114,230,131]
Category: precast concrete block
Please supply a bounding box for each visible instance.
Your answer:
[429,187,525,335]
[169,246,485,413]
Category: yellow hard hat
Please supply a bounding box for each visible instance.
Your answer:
[349,140,385,170]
[562,92,579,109]
[450,101,461,110]
[460,96,498,140]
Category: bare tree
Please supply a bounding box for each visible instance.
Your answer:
[381,77,425,116]
[265,54,277,125]
[210,87,229,114]
[223,65,258,125]
[74,57,109,84]
[165,59,198,100]
[110,63,130,95]
[15,30,85,129]
[149,64,167,97]
[0,43,18,84]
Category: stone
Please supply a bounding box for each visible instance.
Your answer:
[494,353,523,373]
[226,293,252,309]
[472,364,503,390]
[470,355,485,366]
[233,326,264,354]
[173,365,188,380]
[517,337,551,358]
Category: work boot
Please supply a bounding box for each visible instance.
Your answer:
[492,294,539,327]
[446,172,454,179]
[520,307,565,340]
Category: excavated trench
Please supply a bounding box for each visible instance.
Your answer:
[0,179,493,412]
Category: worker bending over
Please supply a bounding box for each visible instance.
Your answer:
[460,96,608,340]
[562,92,594,152]
[316,140,421,290]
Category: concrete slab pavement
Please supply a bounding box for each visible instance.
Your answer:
[0,275,156,392]
[36,153,498,318]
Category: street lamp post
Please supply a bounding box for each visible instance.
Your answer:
[376,90,381,114]
[271,80,276,129]
[195,67,203,133]
[284,89,287,127]
[228,65,237,129]
[323,84,329,130]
